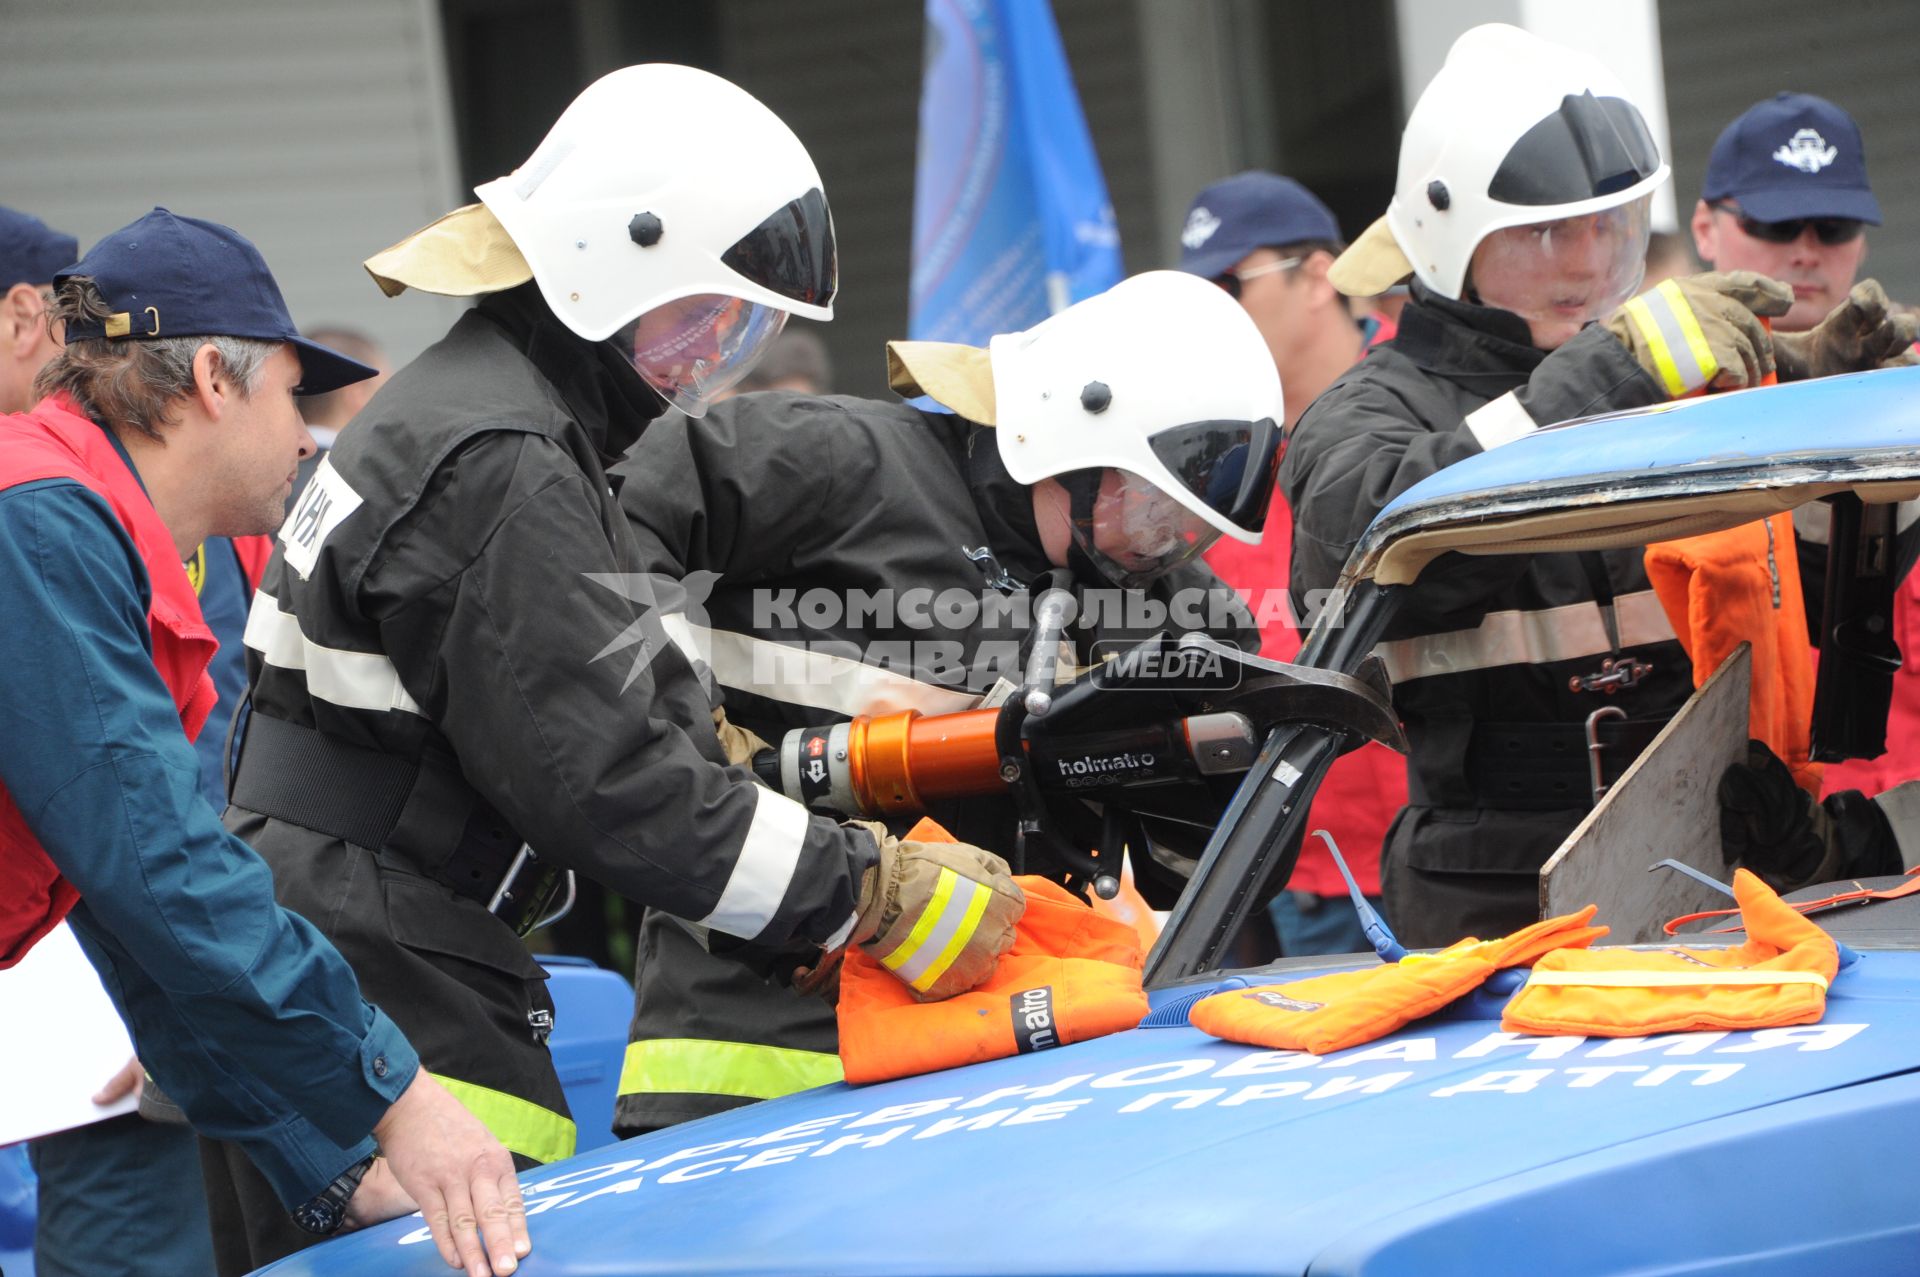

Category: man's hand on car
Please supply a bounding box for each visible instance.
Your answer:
[367,1070,530,1276]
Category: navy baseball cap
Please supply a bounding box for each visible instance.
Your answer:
[57,208,377,395]
[1702,92,1881,225]
[0,206,79,291]
[1176,172,1343,281]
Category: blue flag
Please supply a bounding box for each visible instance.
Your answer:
[909,0,1123,344]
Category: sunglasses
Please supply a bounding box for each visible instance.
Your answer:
[1711,201,1866,246]
[1211,255,1302,301]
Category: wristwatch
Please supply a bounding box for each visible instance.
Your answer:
[291,1153,377,1235]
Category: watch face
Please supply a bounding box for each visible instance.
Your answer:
[293,1198,344,1235]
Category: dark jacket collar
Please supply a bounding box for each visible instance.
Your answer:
[476,283,663,460]
[1391,282,1551,389]
[959,420,1055,587]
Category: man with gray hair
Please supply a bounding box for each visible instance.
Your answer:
[0,208,530,1277]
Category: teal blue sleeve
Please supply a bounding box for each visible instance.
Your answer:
[0,480,419,1205]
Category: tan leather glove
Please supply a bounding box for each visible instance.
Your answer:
[711,706,770,766]
[845,820,1024,1001]
[1604,271,1792,397]
[1772,279,1920,381]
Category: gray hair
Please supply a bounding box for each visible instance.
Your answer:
[34,276,280,443]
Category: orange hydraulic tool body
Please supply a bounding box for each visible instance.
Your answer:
[753,594,1406,902]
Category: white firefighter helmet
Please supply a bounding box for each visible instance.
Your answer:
[1331,23,1668,303]
[368,64,836,416]
[888,271,1283,585]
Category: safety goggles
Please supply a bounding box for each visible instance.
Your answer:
[617,292,789,418]
[1068,469,1222,588]
[1470,195,1652,343]
[1709,200,1866,246]
[1211,256,1301,302]
[721,187,839,309]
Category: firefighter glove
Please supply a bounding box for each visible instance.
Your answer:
[711,706,770,767]
[1719,739,1902,889]
[1772,279,1920,381]
[847,820,1024,1001]
[1604,271,1791,396]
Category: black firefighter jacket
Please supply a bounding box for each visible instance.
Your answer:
[1280,286,1695,947]
[606,391,1251,1131]
[225,288,876,1165]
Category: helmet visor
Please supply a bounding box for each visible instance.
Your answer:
[1470,195,1652,348]
[1069,468,1224,588]
[1487,92,1662,206]
[1145,415,1283,535]
[720,187,838,310]
[617,293,789,418]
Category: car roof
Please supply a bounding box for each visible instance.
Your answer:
[1347,366,1920,588]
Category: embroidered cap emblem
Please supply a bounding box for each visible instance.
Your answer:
[1773,128,1839,174]
[1181,206,1221,250]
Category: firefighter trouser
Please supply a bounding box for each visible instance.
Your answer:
[204,813,578,1272]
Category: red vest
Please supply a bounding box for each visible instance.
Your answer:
[0,395,219,969]
[1205,491,1407,896]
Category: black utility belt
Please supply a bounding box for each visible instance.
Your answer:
[1412,716,1669,812]
[229,712,562,934]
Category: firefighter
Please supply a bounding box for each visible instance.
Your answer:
[607,270,1282,1132]
[1284,25,1748,948]
[208,65,1021,1270]
[1283,25,1914,949]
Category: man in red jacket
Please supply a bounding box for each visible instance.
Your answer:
[0,209,529,1277]
[1176,172,1406,953]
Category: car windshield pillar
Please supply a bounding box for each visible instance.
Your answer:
[1145,580,1401,987]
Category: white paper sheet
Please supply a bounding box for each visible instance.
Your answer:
[0,923,139,1144]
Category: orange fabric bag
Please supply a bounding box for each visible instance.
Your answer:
[1502,869,1838,1037]
[1646,515,1822,792]
[836,820,1150,1084]
[1189,908,1607,1055]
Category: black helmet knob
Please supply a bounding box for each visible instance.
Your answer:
[1080,380,1112,414]
[628,212,664,247]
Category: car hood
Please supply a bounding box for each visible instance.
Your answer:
[264,951,1920,1277]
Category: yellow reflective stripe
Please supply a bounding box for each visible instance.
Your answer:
[617,1038,843,1102]
[1657,278,1719,386]
[1524,968,1829,990]
[880,865,961,975]
[429,1073,576,1165]
[1621,294,1688,397]
[907,876,991,993]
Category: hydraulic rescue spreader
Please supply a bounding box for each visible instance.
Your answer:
[752,591,1405,903]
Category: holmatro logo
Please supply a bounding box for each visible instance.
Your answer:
[1012,985,1059,1053]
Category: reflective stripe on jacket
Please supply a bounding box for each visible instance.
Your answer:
[1280,286,1694,947]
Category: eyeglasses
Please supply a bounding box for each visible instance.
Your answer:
[1710,201,1866,246]
[1211,255,1302,301]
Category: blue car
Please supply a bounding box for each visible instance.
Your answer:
[265,367,1920,1276]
